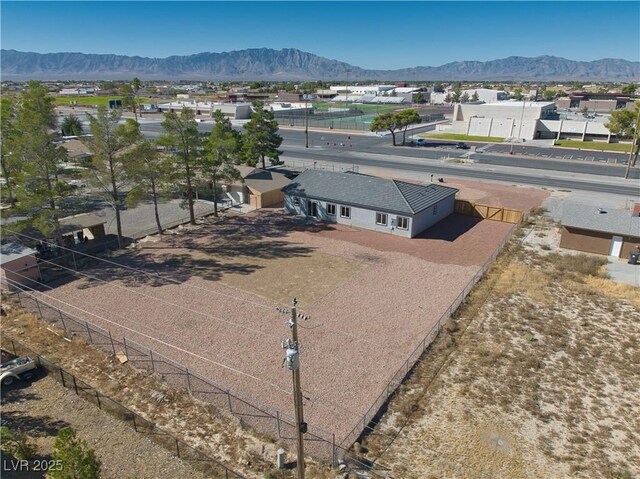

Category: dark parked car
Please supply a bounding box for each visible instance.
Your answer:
[415,139,429,146]
[456,142,470,149]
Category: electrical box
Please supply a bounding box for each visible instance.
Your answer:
[285,347,299,371]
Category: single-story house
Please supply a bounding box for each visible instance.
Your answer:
[224,167,293,208]
[282,170,458,238]
[0,242,40,288]
[560,203,640,258]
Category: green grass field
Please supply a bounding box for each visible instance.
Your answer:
[53,96,150,107]
[423,133,506,143]
[554,140,634,153]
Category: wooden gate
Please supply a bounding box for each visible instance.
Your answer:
[455,200,523,224]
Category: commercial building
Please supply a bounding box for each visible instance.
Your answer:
[156,101,253,119]
[444,101,612,141]
[556,92,636,112]
[283,170,458,238]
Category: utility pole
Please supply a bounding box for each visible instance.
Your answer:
[279,298,308,479]
[624,104,640,179]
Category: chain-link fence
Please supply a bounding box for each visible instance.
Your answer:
[2,335,246,479]
[2,216,519,476]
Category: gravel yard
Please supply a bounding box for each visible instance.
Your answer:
[33,209,513,447]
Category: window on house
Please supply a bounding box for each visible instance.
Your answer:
[376,212,388,226]
[340,206,351,218]
[293,197,299,206]
[397,216,409,230]
[433,204,438,215]
[327,203,336,215]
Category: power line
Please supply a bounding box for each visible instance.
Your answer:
[12,230,417,358]
[3,275,291,395]
[11,251,283,341]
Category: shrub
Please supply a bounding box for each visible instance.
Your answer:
[49,427,101,479]
[0,426,37,460]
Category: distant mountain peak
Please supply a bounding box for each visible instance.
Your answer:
[1,48,638,81]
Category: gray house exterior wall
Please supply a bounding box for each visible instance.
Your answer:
[284,195,414,237]
[410,195,456,237]
[284,194,455,238]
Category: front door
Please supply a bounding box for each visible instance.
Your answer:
[307,200,318,217]
[609,236,623,257]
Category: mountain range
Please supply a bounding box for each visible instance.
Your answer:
[1,48,638,81]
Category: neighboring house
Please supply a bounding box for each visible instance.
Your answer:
[223,167,292,208]
[560,203,640,258]
[0,243,40,288]
[282,170,458,238]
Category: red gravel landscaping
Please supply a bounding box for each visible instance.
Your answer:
[35,209,514,450]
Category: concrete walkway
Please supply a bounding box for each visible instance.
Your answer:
[607,257,640,287]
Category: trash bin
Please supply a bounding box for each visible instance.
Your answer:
[629,251,640,265]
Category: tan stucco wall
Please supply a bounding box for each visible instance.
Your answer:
[560,226,640,258]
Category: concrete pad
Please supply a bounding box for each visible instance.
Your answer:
[607,257,640,287]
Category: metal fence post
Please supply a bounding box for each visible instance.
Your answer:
[60,368,66,387]
[16,291,23,307]
[123,337,129,359]
[95,390,101,409]
[34,296,44,319]
[85,321,93,343]
[72,252,78,270]
[186,368,191,392]
[175,438,180,458]
[132,414,137,432]
[108,330,116,356]
[72,375,78,395]
[276,411,281,438]
[149,350,155,373]
[332,433,337,468]
[227,389,233,413]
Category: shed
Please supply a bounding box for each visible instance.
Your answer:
[59,213,107,246]
[0,242,40,288]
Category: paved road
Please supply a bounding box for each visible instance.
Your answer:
[280,147,640,197]
[136,121,640,185]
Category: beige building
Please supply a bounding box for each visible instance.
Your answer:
[444,101,612,141]
[0,243,40,289]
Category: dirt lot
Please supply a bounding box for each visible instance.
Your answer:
[359,217,640,479]
[26,209,514,447]
[1,375,211,479]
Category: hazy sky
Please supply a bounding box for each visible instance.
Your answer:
[2,1,639,69]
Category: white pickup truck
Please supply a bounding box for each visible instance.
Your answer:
[1,357,38,387]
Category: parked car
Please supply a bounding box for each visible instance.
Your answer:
[1,356,38,387]
[456,142,470,149]
[415,139,429,146]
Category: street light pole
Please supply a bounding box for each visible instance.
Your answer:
[517,99,526,141]
[624,104,640,179]
[304,93,309,148]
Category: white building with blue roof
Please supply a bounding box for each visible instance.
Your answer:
[282,170,458,238]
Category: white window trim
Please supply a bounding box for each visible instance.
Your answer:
[376,212,388,226]
[397,216,409,230]
[340,206,351,219]
[327,203,337,216]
